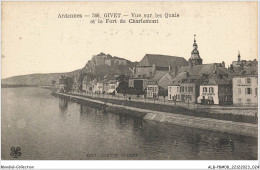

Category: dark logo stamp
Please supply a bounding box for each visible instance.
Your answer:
[10,147,21,158]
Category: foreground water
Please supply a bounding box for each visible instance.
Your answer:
[1,88,257,160]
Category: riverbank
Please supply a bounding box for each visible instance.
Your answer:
[66,92,257,124]
[69,91,258,117]
[54,92,258,137]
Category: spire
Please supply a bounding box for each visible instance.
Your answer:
[238,50,241,61]
[193,34,198,49]
[189,34,202,65]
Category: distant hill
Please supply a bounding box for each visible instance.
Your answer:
[2,69,81,86]
[2,52,137,86]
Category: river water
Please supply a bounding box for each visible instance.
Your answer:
[1,88,258,160]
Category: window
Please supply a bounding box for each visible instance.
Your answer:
[225,96,228,101]
[188,87,193,92]
[169,87,171,93]
[203,87,207,92]
[247,78,251,84]
[185,87,187,92]
[238,79,241,84]
[247,99,251,103]
[169,94,172,100]
[245,88,252,95]
[238,98,242,103]
[238,88,241,94]
[209,87,214,93]
[177,87,180,92]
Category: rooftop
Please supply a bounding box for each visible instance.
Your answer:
[172,63,230,85]
[137,54,189,67]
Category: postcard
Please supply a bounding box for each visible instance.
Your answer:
[1,1,259,169]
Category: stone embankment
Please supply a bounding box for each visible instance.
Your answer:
[54,92,258,137]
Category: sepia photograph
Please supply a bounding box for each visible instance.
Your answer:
[1,1,259,169]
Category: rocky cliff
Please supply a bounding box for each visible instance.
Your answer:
[79,52,136,78]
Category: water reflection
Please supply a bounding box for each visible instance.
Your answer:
[59,98,68,114]
[137,121,257,160]
[1,88,257,160]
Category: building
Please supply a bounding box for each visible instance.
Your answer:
[197,72,232,105]
[94,82,105,94]
[232,65,258,105]
[58,75,73,92]
[168,35,230,104]
[146,71,173,98]
[231,51,257,69]
[169,63,229,104]
[82,74,94,92]
[107,79,118,94]
[129,54,188,90]
[189,34,203,66]
[168,86,180,101]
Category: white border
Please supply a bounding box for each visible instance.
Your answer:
[0,0,259,170]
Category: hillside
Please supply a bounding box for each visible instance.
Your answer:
[2,52,137,86]
[2,69,80,86]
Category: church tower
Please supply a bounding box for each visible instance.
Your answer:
[189,34,203,65]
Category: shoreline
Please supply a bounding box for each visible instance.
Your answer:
[53,92,258,138]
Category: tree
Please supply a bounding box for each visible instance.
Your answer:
[144,91,147,102]
[158,86,168,104]
[77,72,95,91]
[116,75,130,94]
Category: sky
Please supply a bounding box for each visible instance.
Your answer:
[1,1,258,79]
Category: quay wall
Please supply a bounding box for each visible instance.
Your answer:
[54,92,258,137]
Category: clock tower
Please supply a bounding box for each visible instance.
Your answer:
[189,34,203,65]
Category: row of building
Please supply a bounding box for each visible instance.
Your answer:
[59,35,258,105]
[128,35,258,105]
[81,76,119,95]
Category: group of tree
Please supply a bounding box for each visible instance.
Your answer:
[116,75,145,96]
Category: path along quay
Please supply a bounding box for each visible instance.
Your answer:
[54,92,258,138]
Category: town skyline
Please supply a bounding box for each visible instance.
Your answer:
[2,1,258,79]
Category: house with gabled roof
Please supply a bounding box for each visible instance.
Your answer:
[232,63,258,105]
[168,35,231,104]
[197,71,232,105]
[146,71,173,98]
[168,63,229,104]
[129,54,188,90]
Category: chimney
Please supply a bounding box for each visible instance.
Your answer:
[222,61,225,68]
[238,51,241,62]
[168,64,171,72]
[214,63,218,69]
